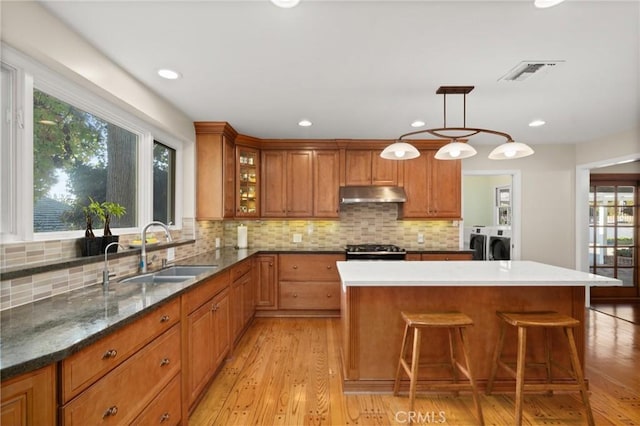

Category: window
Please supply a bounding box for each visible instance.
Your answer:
[33,89,138,232]
[153,141,175,225]
[1,47,183,242]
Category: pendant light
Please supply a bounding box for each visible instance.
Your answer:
[380,141,421,160]
[386,85,534,161]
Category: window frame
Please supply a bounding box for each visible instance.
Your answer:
[1,44,183,242]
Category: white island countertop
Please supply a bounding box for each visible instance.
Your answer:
[336,260,622,287]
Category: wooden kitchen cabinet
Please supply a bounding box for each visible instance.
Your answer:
[195,122,237,219]
[261,150,314,217]
[401,149,461,219]
[278,254,343,311]
[1,365,55,426]
[182,272,230,411]
[236,146,260,217]
[255,254,278,310]
[313,150,340,217]
[61,325,181,425]
[345,149,398,186]
[230,259,254,343]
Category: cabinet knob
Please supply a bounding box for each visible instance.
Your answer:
[292,265,298,269]
[102,349,117,359]
[326,265,332,269]
[293,293,298,298]
[160,315,170,322]
[102,406,118,418]
[327,294,332,298]
[211,304,218,311]
[160,413,171,423]
[160,358,171,367]
[269,262,273,267]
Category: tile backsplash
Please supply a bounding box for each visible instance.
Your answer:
[0,204,460,310]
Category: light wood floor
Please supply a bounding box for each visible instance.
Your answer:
[190,308,640,425]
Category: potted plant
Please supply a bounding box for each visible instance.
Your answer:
[100,201,127,254]
[79,198,104,257]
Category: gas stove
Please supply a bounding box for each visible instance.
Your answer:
[345,244,406,260]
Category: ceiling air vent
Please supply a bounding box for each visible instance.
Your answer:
[499,60,564,82]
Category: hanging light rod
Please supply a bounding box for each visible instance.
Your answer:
[382,85,534,161]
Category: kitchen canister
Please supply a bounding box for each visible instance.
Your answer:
[237,224,248,249]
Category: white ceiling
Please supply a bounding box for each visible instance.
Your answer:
[40,0,639,145]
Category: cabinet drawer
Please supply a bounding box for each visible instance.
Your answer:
[278,254,343,281]
[422,253,472,261]
[231,259,252,282]
[131,373,181,426]
[182,271,229,314]
[62,325,181,426]
[61,298,180,402]
[279,282,340,310]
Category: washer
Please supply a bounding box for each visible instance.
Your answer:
[488,228,511,261]
[468,226,490,260]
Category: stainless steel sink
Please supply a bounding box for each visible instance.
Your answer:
[153,265,218,277]
[119,274,191,284]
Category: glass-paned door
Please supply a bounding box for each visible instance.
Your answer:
[590,175,639,300]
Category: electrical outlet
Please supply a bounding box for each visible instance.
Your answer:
[292,233,302,243]
[417,233,425,244]
[167,247,175,261]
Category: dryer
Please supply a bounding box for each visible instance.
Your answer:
[468,226,490,260]
[489,228,512,261]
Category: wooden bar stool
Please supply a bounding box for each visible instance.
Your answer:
[486,311,594,426]
[393,311,484,425]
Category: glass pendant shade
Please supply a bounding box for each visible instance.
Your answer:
[488,141,535,160]
[380,141,421,160]
[270,0,301,8]
[434,141,477,160]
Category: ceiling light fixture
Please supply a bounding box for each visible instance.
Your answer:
[270,0,301,8]
[298,119,312,127]
[157,69,181,80]
[411,120,426,128]
[534,0,566,9]
[529,119,546,127]
[384,85,534,161]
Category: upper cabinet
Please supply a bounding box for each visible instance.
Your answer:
[345,149,399,186]
[313,150,340,218]
[236,147,260,217]
[261,150,314,217]
[195,122,237,220]
[400,149,461,219]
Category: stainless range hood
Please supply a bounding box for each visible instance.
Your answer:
[339,186,407,204]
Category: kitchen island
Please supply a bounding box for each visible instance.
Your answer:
[336,260,621,392]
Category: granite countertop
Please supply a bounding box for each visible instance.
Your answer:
[0,246,475,380]
[0,248,258,380]
[336,260,624,287]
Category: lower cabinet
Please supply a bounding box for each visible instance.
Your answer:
[255,254,278,310]
[278,254,343,311]
[182,272,231,412]
[1,365,56,426]
[230,259,255,343]
[61,325,181,425]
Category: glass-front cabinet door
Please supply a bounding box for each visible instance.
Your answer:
[236,147,259,217]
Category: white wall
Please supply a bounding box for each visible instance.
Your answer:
[464,144,576,268]
[463,175,511,227]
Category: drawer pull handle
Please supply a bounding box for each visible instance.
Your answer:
[160,358,171,366]
[211,304,217,311]
[102,349,117,359]
[103,406,118,418]
[160,413,171,422]
[160,315,170,322]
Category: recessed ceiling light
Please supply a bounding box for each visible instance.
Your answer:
[270,0,301,8]
[157,69,181,80]
[298,119,312,127]
[534,0,566,9]
[529,119,546,127]
[411,120,426,128]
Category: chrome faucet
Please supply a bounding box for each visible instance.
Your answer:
[140,221,172,273]
[103,242,125,291]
